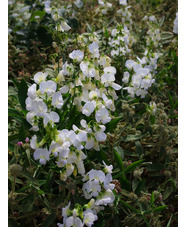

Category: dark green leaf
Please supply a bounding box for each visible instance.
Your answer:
[18,79,28,110]
[114,146,124,160]
[124,160,144,174]
[120,200,140,213]
[120,175,131,191]
[122,133,146,142]
[8,218,20,227]
[153,205,167,212]
[135,179,145,195]
[19,124,26,141]
[135,140,143,156]
[146,163,165,171]
[42,213,57,227]
[113,149,124,172]
[166,215,173,227]
[105,117,122,132]
[163,187,174,200]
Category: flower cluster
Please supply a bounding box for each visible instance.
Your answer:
[122,57,156,98]
[57,163,115,227]
[108,25,132,57]
[117,3,133,29]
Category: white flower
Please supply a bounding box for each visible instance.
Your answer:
[125,60,136,70]
[85,136,95,150]
[66,164,75,177]
[69,50,84,62]
[101,73,115,87]
[104,173,115,190]
[66,216,83,227]
[95,189,115,206]
[103,161,113,173]
[27,84,37,99]
[60,85,69,94]
[149,15,156,22]
[43,111,59,126]
[33,100,48,117]
[30,135,38,149]
[34,72,47,84]
[173,12,178,34]
[52,92,64,109]
[82,101,96,116]
[39,80,56,95]
[83,180,101,199]
[119,0,127,5]
[104,66,116,75]
[83,211,98,227]
[33,148,50,165]
[61,62,74,76]
[95,108,111,124]
[88,169,105,183]
[88,42,100,58]
[56,21,71,32]
[149,101,157,115]
[122,71,130,83]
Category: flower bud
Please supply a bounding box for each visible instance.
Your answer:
[9,164,22,176]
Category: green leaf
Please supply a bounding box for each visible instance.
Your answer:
[30,10,46,21]
[18,79,28,110]
[8,218,20,227]
[142,215,151,227]
[8,175,24,184]
[153,205,167,212]
[150,191,155,208]
[166,215,173,227]
[120,175,131,191]
[8,108,21,117]
[114,146,124,160]
[42,213,57,227]
[113,149,124,172]
[122,133,146,142]
[124,160,144,174]
[135,179,145,195]
[135,140,143,156]
[146,163,165,171]
[19,124,26,141]
[163,187,174,200]
[105,117,122,132]
[120,200,140,213]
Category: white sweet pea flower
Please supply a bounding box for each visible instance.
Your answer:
[119,0,127,5]
[66,216,83,227]
[33,148,50,165]
[56,21,71,32]
[104,173,115,190]
[101,73,115,87]
[52,92,64,109]
[66,164,75,177]
[83,211,98,227]
[135,89,148,98]
[43,111,59,126]
[94,125,107,142]
[82,101,96,116]
[95,108,111,124]
[95,189,115,206]
[103,161,113,173]
[39,80,56,95]
[69,50,84,62]
[49,141,61,157]
[173,12,178,34]
[88,169,105,183]
[149,101,157,115]
[61,61,74,76]
[88,42,100,58]
[33,100,48,117]
[60,85,69,94]
[34,72,47,84]
[83,180,101,199]
[27,84,37,99]
[122,71,130,83]
[104,66,116,75]
[125,60,136,70]
[30,135,38,149]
